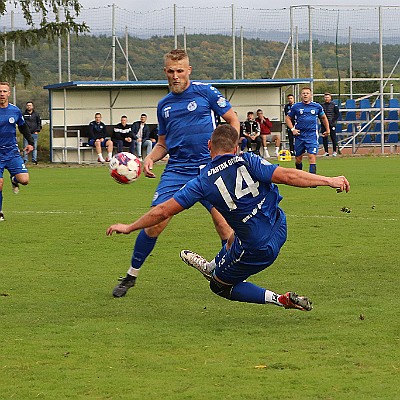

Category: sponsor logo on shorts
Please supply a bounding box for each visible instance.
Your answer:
[153,191,159,202]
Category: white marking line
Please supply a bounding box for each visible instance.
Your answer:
[9,210,399,221]
[286,214,398,222]
[10,209,149,215]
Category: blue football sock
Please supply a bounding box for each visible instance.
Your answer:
[130,229,158,269]
[295,162,303,170]
[0,190,3,211]
[230,281,266,304]
[309,164,316,174]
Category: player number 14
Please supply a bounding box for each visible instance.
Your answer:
[214,165,259,210]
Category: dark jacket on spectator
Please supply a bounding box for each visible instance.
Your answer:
[131,121,151,141]
[112,123,134,141]
[321,101,340,129]
[23,109,41,133]
[88,120,108,140]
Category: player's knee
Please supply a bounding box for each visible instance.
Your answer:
[17,175,29,185]
[210,277,233,300]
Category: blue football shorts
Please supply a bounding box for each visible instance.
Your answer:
[151,165,213,212]
[0,155,28,179]
[214,210,287,284]
[88,138,111,147]
[294,133,319,156]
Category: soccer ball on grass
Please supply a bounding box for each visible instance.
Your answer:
[109,152,141,184]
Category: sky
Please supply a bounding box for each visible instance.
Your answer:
[78,0,399,11]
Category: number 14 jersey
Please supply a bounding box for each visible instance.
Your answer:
[174,152,284,251]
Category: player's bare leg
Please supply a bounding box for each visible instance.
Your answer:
[95,140,105,163]
[11,172,29,194]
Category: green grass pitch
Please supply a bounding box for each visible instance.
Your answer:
[1,156,399,399]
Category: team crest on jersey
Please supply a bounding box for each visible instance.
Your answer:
[299,109,304,114]
[311,109,316,114]
[9,117,15,123]
[187,101,197,112]
[217,96,227,108]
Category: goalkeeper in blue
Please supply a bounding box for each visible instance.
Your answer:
[107,124,350,311]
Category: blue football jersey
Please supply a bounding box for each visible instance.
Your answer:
[174,152,283,250]
[157,82,232,169]
[0,104,25,162]
[287,101,324,136]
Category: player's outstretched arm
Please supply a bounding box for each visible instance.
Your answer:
[272,166,350,193]
[106,198,185,236]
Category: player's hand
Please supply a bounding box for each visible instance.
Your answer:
[144,157,156,178]
[292,129,300,136]
[106,224,131,236]
[330,176,350,193]
[23,144,34,154]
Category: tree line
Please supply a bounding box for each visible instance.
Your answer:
[13,34,400,118]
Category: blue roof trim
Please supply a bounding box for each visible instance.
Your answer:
[44,78,311,90]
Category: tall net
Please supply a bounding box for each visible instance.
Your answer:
[0,5,398,91]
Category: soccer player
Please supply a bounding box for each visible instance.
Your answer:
[285,87,330,174]
[0,81,34,221]
[111,49,240,297]
[107,124,350,310]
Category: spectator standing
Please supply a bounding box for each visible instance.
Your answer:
[284,94,295,155]
[131,113,152,160]
[242,111,262,155]
[112,115,135,154]
[285,87,330,174]
[111,48,240,298]
[0,82,34,221]
[107,124,350,310]
[23,101,41,165]
[321,93,340,157]
[255,108,280,157]
[88,112,113,163]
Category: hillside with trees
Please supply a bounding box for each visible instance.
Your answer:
[14,34,400,118]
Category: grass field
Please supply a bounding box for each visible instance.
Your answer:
[1,156,399,399]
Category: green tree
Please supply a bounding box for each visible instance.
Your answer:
[0,0,88,85]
